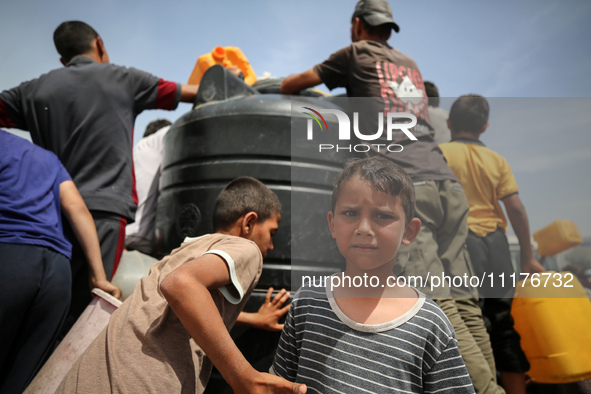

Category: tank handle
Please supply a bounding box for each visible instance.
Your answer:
[194,65,258,108]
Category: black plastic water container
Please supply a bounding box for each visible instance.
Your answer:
[154,66,360,391]
[155,66,357,289]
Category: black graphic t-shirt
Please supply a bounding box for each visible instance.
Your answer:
[314,40,457,182]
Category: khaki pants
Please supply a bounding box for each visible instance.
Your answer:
[394,180,504,394]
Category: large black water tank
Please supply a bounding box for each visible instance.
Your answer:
[155,66,363,392]
[155,66,359,290]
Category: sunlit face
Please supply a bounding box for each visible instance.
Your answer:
[328,177,414,275]
[249,214,280,258]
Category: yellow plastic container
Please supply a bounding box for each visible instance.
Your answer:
[533,220,582,256]
[511,271,591,383]
[188,46,257,86]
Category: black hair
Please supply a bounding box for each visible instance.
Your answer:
[331,157,415,223]
[144,119,172,138]
[424,81,440,108]
[448,94,490,135]
[54,21,99,63]
[213,177,282,231]
[359,17,392,41]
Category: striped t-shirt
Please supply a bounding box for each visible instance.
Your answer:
[272,286,474,393]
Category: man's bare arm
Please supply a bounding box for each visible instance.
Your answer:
[160,254,305,393]
[180,84,199,102]
[59,180,121,299]
[502,193,544,273]
[280,69,322,95]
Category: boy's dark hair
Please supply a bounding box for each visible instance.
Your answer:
[213,177,282,231]
[331,157,415,223]
[448,94,490,135]
[424,81,440,108]
[359,17,392,41]
[144,119,172,138]
[54,21,99,63]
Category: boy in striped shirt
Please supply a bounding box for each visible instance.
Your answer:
[272,157,475,393]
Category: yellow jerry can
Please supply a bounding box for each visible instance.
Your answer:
[533,220,582,257]
[512,271,591,383]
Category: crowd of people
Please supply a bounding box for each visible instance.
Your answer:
[0,0,548,393]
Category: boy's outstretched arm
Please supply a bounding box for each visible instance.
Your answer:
[236,287,291,331]
[180,84,199,102]
[502,193,545,274]
[160,253,306,394]
[59,180,122,299]
[280,69,322,95]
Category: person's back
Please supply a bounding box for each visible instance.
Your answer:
[425,81,452,144]
[281,1,455,183]
[0,130,73,393]
[439,94,542,272]
[440,136,515,236]
[0,20,196,331]
[1,45,179,221]
[125,120,172,255]
[314,38,421,99]
[440,95,541,393]
[0,130,72,257]
[0,130,120,393]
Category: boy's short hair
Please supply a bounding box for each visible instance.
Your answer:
[54,21,99,63]
[144,119,171,138]
[331,157,415,223]
[213,177,282,231]
[448,94,490,135]
[424,81,440,108]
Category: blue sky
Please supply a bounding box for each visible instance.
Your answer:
[2,0,591,237]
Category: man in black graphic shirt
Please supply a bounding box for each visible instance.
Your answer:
[280,1,504,392]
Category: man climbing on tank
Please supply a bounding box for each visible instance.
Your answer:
[280,1,505,392]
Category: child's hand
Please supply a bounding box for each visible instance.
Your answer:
[237,287,291,331]
[234,372,306,393]
[255,287,291,331]
[521,256,545,274]
[92,279,123,300]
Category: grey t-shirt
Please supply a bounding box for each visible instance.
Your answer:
[0,56,181,220]
[314,40,457,182]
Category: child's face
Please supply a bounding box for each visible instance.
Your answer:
[327,177,420,274]
[249,214,280,258]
